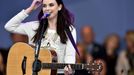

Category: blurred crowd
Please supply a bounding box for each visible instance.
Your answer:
[74,26,134,75]
[0,25,134,75]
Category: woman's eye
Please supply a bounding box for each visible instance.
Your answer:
[43,4,47,8]
[49,3,54,7]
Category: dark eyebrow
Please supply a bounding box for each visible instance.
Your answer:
[42,2,56,5]
[49,3,54,6]
[42,3,55,7]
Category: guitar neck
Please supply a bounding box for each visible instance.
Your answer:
[42,63,85,70]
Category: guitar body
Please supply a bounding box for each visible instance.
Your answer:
[7,42,57,75]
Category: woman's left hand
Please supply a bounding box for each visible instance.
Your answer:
[64,65,73,75]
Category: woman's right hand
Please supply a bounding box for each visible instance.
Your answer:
[25,0,43,14]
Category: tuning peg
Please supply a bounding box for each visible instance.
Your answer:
[86,67,90,70]
[92,62,95,66]
[88,71,90,74]
[93,60,97,63]
[92,68,95,71]
[97,62,103,72]
[96,67,99,71]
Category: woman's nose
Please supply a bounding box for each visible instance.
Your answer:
[45,6,50,11]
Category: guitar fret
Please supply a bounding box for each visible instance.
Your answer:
[42,63,83,70]
[77,64,81,69]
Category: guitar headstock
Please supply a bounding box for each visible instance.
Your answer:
[84,61,103,73]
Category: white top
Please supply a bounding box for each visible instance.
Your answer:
[116,50,130,75]
[5,10,76,73]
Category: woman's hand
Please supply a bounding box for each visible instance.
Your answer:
[64,65,73,75]
[25,0,43,14]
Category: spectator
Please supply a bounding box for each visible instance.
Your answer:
[116,30,134,75]
[76,43,87,63]
[80,26,106,60]
[75,43,90,75]
[103,33,120,75]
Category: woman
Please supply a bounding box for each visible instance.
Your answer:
[116,30,134,75]
[103,33,120,75]
[5,0,76,75]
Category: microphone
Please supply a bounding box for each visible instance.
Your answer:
[41,12,50,19]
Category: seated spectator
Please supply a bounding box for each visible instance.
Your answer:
[116,30,134,75]
[103,33,120,75]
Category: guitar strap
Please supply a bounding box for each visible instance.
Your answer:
[65,27,80,57]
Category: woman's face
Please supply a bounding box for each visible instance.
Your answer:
[126,38,134,53]
[42,0,62,20]
[107,36,119,50]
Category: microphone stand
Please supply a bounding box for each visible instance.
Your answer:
[32,18,48,75]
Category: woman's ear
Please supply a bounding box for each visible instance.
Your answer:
[58,4,62,11]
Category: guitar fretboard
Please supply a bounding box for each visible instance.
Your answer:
[42,63,85,70]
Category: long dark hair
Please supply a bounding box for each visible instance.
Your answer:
[103,33,120,55]
[33,0,74,44]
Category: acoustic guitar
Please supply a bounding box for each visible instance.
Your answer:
[7,42,102,75]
